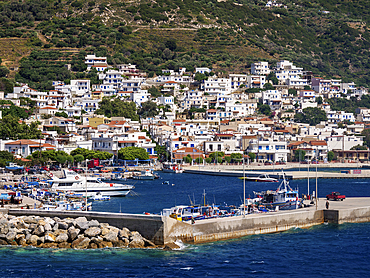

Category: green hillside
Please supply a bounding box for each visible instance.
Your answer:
[1,0,370,90]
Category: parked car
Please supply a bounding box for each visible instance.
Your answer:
[264,161,273,165]
[70,167,84,174]
[275,161,286,165]
[42,166,50,171]
[50,165,60,171]
[326,192,346,201]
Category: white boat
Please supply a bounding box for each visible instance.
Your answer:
[133,169,155,180]
[48,169,134,197]
[89,192,110,201]
[240,174,278,182]
[162,163,183,173]
[42,200,92,211]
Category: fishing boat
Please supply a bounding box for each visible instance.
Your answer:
[132,169,155,180]
[253,174,302,210]
[42,200,92,211]
[5,163,24,171]
[48,169,134,197]
[102,172,127,182]
[162,162,183,173]
[240,174,278,182]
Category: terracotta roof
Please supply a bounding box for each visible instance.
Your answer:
[260,117,272,121]
[138,136,146,139]
[207,109,217,112]
[216,134,233,137]
[40,106,57,110]
[5,140,39,145]
[309,140,327,146]
[118,141,137,144]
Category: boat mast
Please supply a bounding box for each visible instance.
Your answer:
[203,189,206,206]
[307,160,310,199]
[85,159,88,211]
[243,151,246,217]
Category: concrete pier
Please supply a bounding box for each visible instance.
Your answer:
[2,197,370,245]
[184,168,370,180]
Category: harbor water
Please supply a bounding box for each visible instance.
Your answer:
[1,172,370,277]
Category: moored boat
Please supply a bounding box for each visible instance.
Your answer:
[48,169,134,197]
[162,162,183,173]
[253,174,302,210]
[240,174,278,182]
[132,169,155,180]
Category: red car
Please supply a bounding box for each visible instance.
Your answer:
[326,192,346,201]
[42,166,50,171]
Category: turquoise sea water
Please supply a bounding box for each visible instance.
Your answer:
[1,173,370,277]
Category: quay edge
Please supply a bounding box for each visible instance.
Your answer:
[2,197,370,245]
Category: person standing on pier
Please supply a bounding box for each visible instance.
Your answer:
[326,200,329,209]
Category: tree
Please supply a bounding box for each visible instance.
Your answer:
[350,144,367,150]
[183,154,192,163]
[327,151,335,162]
[209,151,224,161]
[361,129,370,146]
[294,107,327,126]
[195,157,203,164]
[263,83,274,90]
[155,145,168,161]
[0,66,9,78]
[205,157,212,164]
[0,114,41,140]
[96,97,139,120]
[257,103,271,116]
[194,72,208,82]
[73,154,84,165]
[55,111,69,118]
[294,149,306,162]
[165,39,177,51]
[137,101,159,118]
[288,89,297,96]
[267,72,278,85]
[248,152,256,162]
[316,96,323,105]
[118,147,149,160]
[225,156,231,163]
[230,153,242,162]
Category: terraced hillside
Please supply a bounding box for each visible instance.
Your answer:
[0,0,370,89]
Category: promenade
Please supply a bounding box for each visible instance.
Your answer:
[184,162,370,179]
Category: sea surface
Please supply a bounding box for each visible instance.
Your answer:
[1,172,370,277]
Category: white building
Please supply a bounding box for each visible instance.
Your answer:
[251,61,270,75]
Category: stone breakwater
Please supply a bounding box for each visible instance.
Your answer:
[0,213,157,249]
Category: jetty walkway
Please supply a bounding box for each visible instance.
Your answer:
[1,197,370,245]
[183,164,370,180]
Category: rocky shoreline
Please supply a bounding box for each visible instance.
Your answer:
[0,213,159,249]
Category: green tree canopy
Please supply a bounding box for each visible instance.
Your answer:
[55,111,69,118]
[248,152,256,162]
[70,148,113,160]
[294,149,306,162]
[257,103,271,116]
[137,101,159,118]
[209,151,224,161]
[327,151,335,162]
[294,107,327,126]
[361,129,370,147]
[96,97,139,120]
[0,115,42,140]
[118,147,149,160]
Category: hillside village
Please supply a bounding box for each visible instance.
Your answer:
[1,54,370,165]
